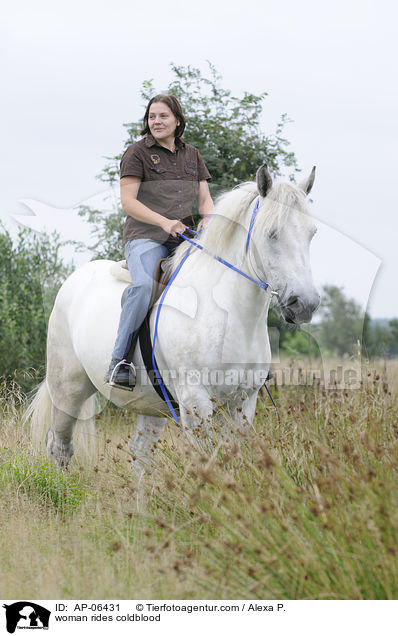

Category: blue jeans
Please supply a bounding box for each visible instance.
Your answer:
[112,238,173,360]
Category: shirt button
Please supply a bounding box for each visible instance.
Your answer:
[172,162,176,166]
[177,175,181,179]
[178,204,182,208]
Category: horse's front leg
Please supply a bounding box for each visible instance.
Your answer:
[130,415,167,477]
[178,388,214,453]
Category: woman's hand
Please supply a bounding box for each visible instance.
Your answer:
[161,218,187,237]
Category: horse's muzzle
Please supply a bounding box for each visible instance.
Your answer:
[281,292,320,324]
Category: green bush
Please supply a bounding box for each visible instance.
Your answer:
[0,225,71,392]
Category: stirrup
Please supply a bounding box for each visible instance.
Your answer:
[108,359,136,392]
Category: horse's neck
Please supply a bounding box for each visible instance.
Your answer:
[220,267,270,330]
[186,242,271,338]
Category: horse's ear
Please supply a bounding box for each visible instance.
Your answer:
[298,166,316,195]
[256,164,273,197]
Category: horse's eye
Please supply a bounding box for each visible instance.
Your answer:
[269,230,278,240]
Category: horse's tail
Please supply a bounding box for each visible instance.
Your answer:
[25,378,98,463]
[24,380,52,452]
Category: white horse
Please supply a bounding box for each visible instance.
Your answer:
[27,165,320,473]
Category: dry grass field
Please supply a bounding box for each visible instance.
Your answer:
[0,358,397,599]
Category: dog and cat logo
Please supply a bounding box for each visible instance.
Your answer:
[2,602,51,633]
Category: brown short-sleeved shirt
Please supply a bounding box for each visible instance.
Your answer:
[120,134,211,244]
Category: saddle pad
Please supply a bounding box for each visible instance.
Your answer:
[110,260,132,283]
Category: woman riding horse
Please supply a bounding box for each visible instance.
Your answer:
[106,94,214,390]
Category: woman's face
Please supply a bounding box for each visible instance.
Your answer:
[148,101,179,143]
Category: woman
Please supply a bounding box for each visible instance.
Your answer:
[107,94,213,390]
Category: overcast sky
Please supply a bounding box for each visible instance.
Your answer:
[2,0,397,317]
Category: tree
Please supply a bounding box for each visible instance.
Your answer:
[78,62,299,259]
[314,285,366,356]
[363,317,398,357]
[389,319,398,344]
[0,225,71,392]
[387,318,398,356]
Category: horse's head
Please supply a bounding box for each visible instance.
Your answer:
[252,164,320,324]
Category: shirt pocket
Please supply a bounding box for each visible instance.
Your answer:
[150,166,167,176]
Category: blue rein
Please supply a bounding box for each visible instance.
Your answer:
[151,246,193,424]
[151,196,280,428]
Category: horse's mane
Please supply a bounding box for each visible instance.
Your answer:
[166,179,309,275]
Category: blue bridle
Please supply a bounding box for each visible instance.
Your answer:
[246,196,260,253]
[151,196,280,427]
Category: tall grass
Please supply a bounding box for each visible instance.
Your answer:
[0,361,397,599]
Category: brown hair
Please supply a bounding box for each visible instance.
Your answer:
[140,94,186,138]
